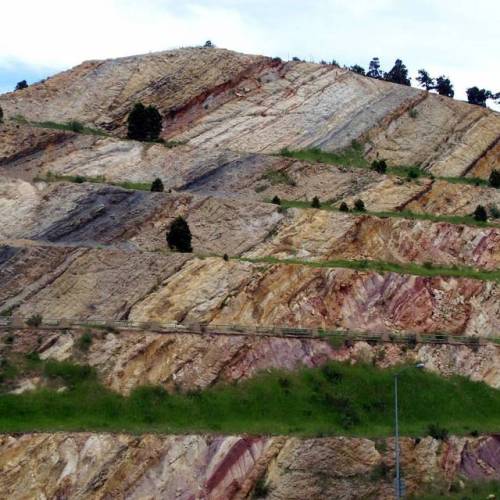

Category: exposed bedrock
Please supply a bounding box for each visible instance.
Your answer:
[2,249,497,336]
[0,433,499,499]
[2,48,498,180]
[0,180,283,255]
[3,329,499,394]
[248,209,500,270]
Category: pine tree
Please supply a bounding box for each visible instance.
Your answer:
[271,195,281,205]
[350,65,365,76]
[416,69,434,91]
[434,76,454,98]
[127,103,162,141]
[354,199,366,212]
[0,106,3,123]
[339,202,349,212]
[371,159,387,174]
[167,216,192,253]
[473,205,487,222]
[489,170,500,188]
[466,87,493,107]
[311,196,321,208]
[366,58,383,79]
[384,59,411,86]
[15,80,28,91]
[151,178,164,192]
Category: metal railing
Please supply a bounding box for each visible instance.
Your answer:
[0,316,496,348]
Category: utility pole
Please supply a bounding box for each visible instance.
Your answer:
[394,363,424,499]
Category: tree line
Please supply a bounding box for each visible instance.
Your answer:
[349,57,499,106]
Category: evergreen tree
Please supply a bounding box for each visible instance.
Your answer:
[434,76,454,98]
[354,199,366,212]
[167,216,192,253]
[15,80,28,91]
[473,205,487,222]
[350,65,366,76]
[127,103,162,141]
[151,178,164,192]
[371,159,387,174]
[466,87,493,107]
[416,69,434,91]
[489,170,500,188]
[366,57,383,79]
[204,40,214,48]
[271,195,281,205]
[384,59,411,86]
[311,196,321,208]
[339,202,349,212]
[0,106,3,123]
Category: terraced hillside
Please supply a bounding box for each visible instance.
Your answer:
[0,47,499,499]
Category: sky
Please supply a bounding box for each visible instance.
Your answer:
[0,0,499,108]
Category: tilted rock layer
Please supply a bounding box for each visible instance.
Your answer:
[0,433,499,499]
[0,47,499,498]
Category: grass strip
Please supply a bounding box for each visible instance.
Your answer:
[34,172,152,191]
[275,199,499,228]
[279,145,491,188]
[239,256,500,283]
[0,359,499,437]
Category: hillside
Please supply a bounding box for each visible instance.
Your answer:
[0,47,499,499]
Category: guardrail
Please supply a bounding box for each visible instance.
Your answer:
[0,316,496,348]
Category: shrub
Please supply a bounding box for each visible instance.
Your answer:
[339,202,349,212]
[467,335,480,352]
[311,196,321,208]
[489,170,500,188]
[15,80,28,91]
[127,103,162,141]
[252,477,270,498]
[67,120,84,133]
[151,178,164,192]
[354,199,366,211]
[203,40,214,48]
[406,166,420,179]
[488,204,500,219]
[371,159,387,174]
[74,175,86,183]
[43,360,95,388]
[427,423,449,441]
[321,365,343,383]
[167,216,192,253]
[77,331,93,352]
[26,314,43,327]
[279,147,292,157]
[408,108,418,118]
[473,205,487,222]
[271,195,281,205]
[223,253,229,261]
[370,461,391,481]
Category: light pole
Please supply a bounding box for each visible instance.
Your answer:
[394,363,424,499]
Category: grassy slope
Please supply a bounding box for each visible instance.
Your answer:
[279,144,492,188]
[276,199,499,229]
[1,359,499,436]
[240,256,500,283]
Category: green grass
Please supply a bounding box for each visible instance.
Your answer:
[412,480,500,499]
[278,145,492,188]
[280,141,368,168]
[276,199,499,228]
[25,119,109,137]
[239,256,500,283]
[0,360,499,436]
[262,169,297,186]
[35,172,153,191]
